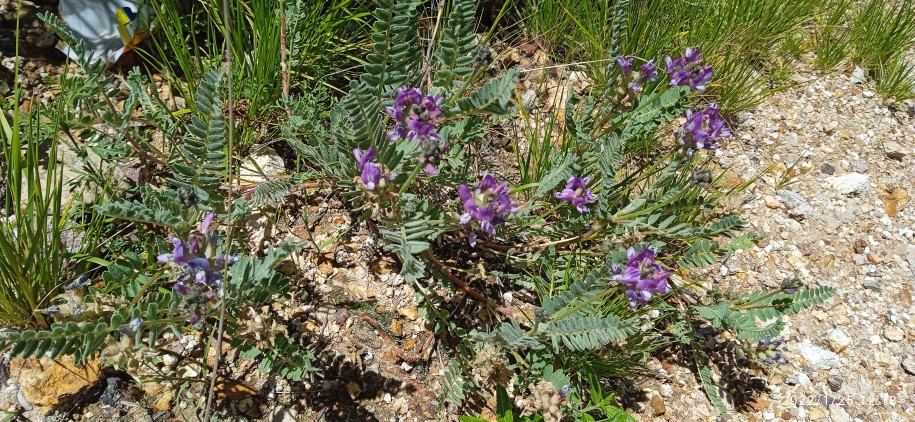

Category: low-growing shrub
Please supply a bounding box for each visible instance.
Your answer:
[0,0,838,419]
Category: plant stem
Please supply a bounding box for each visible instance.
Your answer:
[398,164,424,196]
[203,0,235,417]
[422,251,515,317]
[280,1,291,118]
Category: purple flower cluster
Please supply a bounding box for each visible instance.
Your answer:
[665,48,713,92]
[157,213,239,324]
[554,176,598,213]
[612,247,673,308]
[384,87,450,174]
[353,147,394,190]
[458,174,519,247]
[385,87,444,142]
[677,104,731,156]
[617,56,658,94]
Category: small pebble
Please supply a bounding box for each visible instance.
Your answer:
[796,372,811,386]
[764,195,781,208]
[883,326,904,342]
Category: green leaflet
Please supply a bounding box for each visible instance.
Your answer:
[342,0,421,147]
[541,262,611,315]
[0,294,180,364]
[434,0,478,91]
[609,0,630,60]
[544,314,635,352]
[596,134,625,218]
[95,187,190,233]
[696,353,729,415]
[443,358,471,406]
[249,173,313,207]
[534,153,576,198]
[168,68,228,208]
[378,218,442,283]
[692,286,836,341]
[614,85,690,138]
[456,68,520,115]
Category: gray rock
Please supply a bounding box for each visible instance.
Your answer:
[777,189,819,220]
[820,163,835,175]
[844,200,862,216]
[17,390,33,411]
[822,214,841,234]
[862,279,881,292]
[796,372,811,386]
[884,141,911,159]
[521,89,537,110]
[796,340,838,370]
[269,407,298,422]
[827,173,869,196]
[829,405,853,422]
[851,66,868,84]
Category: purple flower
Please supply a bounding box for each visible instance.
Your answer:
[638,61,658,82]
[554,176,598,213]
[677,104,730,156]
[215,254,240,268]
[158,213,238,324]
[385,87,444,143]
[129,317,143,330]
[173,282,189,295]
[617,57,659,95]
[353,147,394,190]
[617,56,634,74]
[665,48,713,92]
[200,212,214,232]
[361,162,382,189]
[689,66,713,92]
[458,174,519,247]
[684,47,701,63]
[383,87,450,173]
[354,147,376,169]
[612,247,673,308]
[759,336,788,365]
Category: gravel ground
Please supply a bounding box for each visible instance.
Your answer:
[627,56,915,422]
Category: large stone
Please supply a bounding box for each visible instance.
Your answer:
[795,341,838,370]
[827,174,869,196]
[10,356,104,411]
[239,144,285,184]
[269,406,297,422]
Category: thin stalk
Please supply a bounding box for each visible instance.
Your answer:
[202,0,235,417]
[398,164,425,196]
